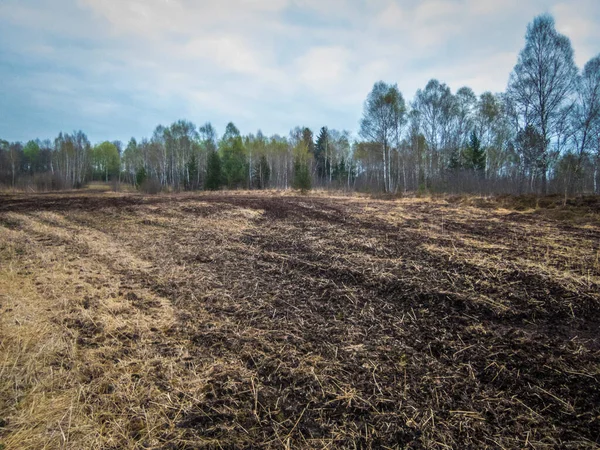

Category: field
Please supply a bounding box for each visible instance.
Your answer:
[0,191,599,449]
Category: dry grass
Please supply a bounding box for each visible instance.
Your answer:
[0,191,599,449]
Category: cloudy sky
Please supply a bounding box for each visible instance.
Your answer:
[1,0,599,144]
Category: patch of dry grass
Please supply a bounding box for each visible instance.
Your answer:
[0,211,201,448]
[0,227,86,449]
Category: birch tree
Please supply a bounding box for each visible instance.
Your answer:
[508,14,578,194]
[359,82,406,192]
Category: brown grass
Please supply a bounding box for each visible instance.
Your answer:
[0,191,599,449]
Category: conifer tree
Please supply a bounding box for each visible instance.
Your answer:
[205,150,222,190]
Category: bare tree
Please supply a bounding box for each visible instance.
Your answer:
[413,80,456,179]
[570,55,600,192]
[508,14,578,194]
[7,142,21,190]
[359,81,406,192]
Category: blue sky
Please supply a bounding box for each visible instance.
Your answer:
[1,0,599,144]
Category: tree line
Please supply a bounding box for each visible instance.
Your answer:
[1,14,599,195]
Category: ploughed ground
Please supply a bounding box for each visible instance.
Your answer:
[0,191,599,449]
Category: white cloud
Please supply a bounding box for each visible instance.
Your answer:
[464,0,522,15]
[295,46,352,88]
[183,36,267,76]
[78,0,289,37]
[376,1,404,28]
[413,0,457,22]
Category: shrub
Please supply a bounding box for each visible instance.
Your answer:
[136,167,148,187]
[292,160,311,193]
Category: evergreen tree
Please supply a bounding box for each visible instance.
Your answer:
[186,153,198,190]
[463,131,486,172]
[314,127,329,181]
[293,161,311,192]
[302,127,315,154]
[135,166,147,187]
[205,150,222,190]
[220,122,246,188]
[448,148,463,170]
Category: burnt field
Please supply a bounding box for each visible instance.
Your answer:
[0,192,599,449]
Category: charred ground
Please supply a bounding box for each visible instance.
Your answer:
[1,192,599,449]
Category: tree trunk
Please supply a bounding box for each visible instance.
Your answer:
[382,143,388,192]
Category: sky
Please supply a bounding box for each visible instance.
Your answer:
[1,0,600,144]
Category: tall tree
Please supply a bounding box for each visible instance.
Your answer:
[302,127,314,155]
[92,141,120,181]
[292,141,312,192]
[220,122,246,188]
[463,131,486,173]
[508,14,578,194]
[413,79,457,177]
[186,153,199,190]
[53,131,91,188]
[570,55,600,191]
[453,87,477,162]
[7,142,21,189]
[23,140,41,175]
[516,124,546,192]
[205,150,222,190]
[359,81,406,192]
[122,138,140,185]
[199,123,218,150]
[245,131,267,189]
[253,155,271,189]
[314,127,329,183]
